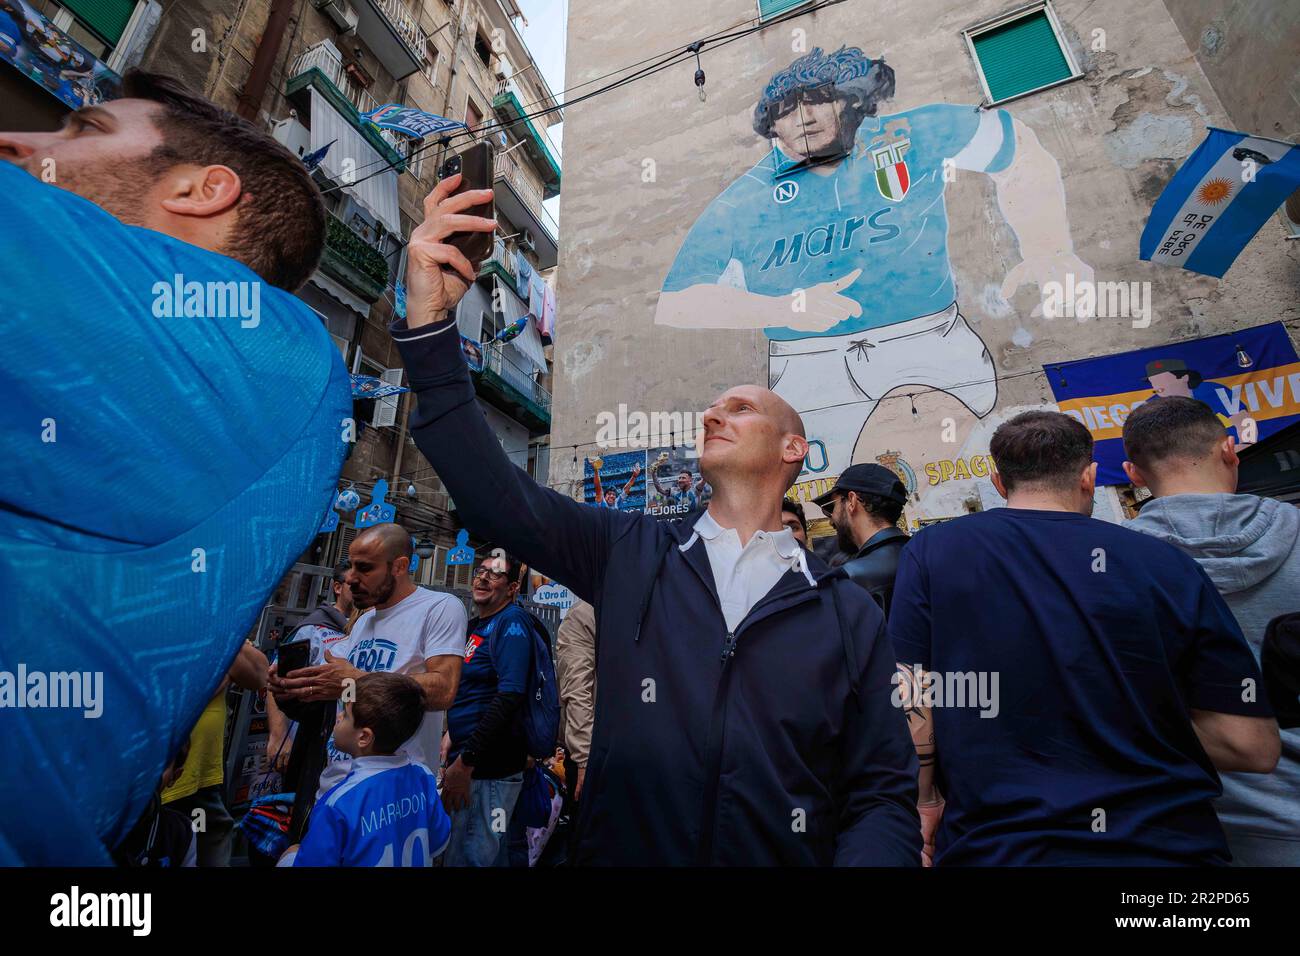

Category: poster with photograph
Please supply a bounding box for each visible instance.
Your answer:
[583,450,645,512]
[0,0,121,110]
[643,445,710,520]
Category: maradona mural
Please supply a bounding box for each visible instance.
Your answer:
[654,45,1092,477]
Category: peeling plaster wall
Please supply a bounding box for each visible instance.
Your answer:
[552,0,1300,519]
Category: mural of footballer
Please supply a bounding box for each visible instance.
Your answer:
[655,46,1093,476]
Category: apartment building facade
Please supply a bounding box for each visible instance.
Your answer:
[1,0,563,585]
[552,0,1300,541]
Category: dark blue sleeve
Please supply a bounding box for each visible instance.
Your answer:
[1180,566,1273,717]
[887,542,932,670]
[834,587,921,866]
[491,609,533,694]
[293,804,345,866]
[391,318,638,603]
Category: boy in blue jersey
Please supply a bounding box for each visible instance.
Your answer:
[286,672,450,867]
[655,46,1093,476]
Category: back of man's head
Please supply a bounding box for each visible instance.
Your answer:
[1122,397,1234,495]
[989,411,1094,499]
[120,70,325,290]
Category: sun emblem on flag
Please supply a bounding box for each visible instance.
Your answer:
[1196,178,1233,206]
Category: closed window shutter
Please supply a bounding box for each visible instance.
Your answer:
[61,0,135,45]
[371,368,404,427]
[758,0,811,21]
[973,11,1073,102]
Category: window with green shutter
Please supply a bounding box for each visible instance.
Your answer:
[969,7,1077,104]
[58,0,136,46]
[758,0,813,23]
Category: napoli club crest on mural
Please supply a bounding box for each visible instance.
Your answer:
[871,138,911,201]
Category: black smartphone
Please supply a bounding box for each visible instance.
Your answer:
[438,141,495,265]
[277,639,312,678]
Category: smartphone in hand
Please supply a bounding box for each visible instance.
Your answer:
[437,141,496,265]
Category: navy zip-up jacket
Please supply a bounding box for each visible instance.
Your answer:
[391,317,920,866]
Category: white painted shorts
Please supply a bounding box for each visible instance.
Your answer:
[768,303,996,476]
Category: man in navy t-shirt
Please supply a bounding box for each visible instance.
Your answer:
[888,410,1280,866]
[442,551,534,866]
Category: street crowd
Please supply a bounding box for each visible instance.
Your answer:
[4,69,1298,868]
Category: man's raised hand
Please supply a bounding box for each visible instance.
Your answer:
[405,173,496,329]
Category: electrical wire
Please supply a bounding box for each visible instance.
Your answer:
[318,0,849,194]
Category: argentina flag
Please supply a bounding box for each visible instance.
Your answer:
[1140,127,1300,278]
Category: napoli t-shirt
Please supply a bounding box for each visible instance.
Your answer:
[447,603,533,778]
[887,508,1272,866]
[316,587,467,799]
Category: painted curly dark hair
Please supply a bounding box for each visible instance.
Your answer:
[752,46,896,139]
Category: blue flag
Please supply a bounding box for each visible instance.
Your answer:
[1139,128,1300,277]
[361,104,467,139]
[302,139,336,170]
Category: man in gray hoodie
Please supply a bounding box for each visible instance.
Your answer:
[1124,396,1300,866]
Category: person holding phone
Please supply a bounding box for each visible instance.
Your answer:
[384,174,919,867]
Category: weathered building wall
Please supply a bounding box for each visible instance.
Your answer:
[1162,0,1300,142]
[552,0,1300,528]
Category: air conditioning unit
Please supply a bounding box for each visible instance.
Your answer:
[494,55,513,80]
[270,117,312,160]
[519,228,536,254]
[313,0,358,33]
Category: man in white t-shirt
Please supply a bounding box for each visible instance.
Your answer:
[270,523,466,800]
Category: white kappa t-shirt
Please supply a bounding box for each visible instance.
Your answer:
[315,586,467,800]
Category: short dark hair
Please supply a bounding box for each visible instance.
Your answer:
[351,672,425,754]
[780,497,807,535]
[119,70,326,291]
[332,561,351,584]
[851,491,903,526]
[989,411,1094,493]
[483,549,523,584]
[1123,397,1226,471]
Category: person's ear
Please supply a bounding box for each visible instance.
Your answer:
[1122,460,1146,488]
[1222,435,1240,468]
[1081,461,1098,498]
[990,468,1008,500]
[356,726,374,751]
[783,433,809,468]
[393,555,411,578]
[158,164,243,218]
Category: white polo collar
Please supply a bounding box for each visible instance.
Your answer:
[692,510,803,560]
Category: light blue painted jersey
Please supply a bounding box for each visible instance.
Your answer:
[295,756,451,866]
[662,104,1016,338]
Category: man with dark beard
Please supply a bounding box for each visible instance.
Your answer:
[272,523,466,800]
[813,465,910,619]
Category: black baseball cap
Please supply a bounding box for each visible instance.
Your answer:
[812,464,908,510]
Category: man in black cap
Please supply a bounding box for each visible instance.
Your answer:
[813,464,910,617]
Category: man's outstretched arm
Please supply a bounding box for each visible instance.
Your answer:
[390,176,631,601]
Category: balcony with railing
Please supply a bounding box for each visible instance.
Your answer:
[311,0,427,80]
[479,235,520,290]
[493,77,562,198]
[287,42,406,167]
[493,149,559,268]
[477,340,551,430]
[320,211,390,302]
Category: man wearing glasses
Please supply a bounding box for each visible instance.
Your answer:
[441,551,535,866]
